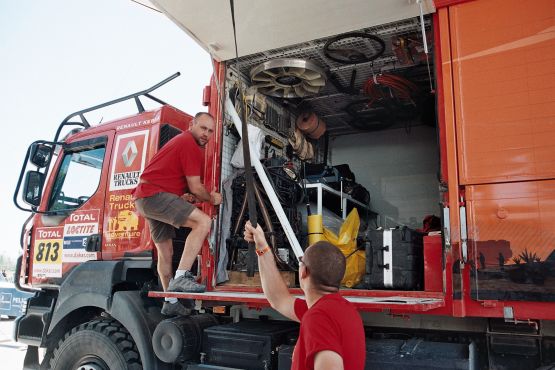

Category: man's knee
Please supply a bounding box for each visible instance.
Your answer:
[184,209,211,232]
[197,214,211,233]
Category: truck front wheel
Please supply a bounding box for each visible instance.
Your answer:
[48,318,142,370]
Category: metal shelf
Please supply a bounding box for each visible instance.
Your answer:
[305,182,374,219]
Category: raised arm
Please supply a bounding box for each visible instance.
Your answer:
[244,222,299,322]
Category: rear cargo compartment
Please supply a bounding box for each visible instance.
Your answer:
[215,15,442,297]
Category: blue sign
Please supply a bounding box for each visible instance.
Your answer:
[0,282,34,318]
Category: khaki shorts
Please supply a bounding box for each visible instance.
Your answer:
[135,192,196,243]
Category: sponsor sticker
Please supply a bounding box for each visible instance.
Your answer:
[109,130,149,191]
[62,209,99,263]
[33,226,64,278]
[106,194,141,240]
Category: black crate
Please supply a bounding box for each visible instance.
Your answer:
[277,344,294,370]
[365,338,476,369]
[364,227,423,290]
[187,365,244,370]
[202,320,298,370]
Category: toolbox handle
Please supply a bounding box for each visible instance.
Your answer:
[377,245,390,270]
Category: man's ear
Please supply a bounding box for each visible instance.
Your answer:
[300,266,309,280]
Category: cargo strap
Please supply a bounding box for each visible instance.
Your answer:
[225,99,304,260]
[230,0,258,276]
[229,0,258,230]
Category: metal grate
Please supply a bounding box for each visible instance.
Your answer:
[221,130,238,181]
[159,124,182,148]
[227,16,434,135]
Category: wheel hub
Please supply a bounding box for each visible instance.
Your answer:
[74,355,109,370]
[75,365,103,370]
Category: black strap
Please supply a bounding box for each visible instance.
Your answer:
[230,0,258,228]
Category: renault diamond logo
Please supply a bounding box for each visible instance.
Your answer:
[122,141,138,167]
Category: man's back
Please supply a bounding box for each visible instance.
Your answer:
[293,293,366,370]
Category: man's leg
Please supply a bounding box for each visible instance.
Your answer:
[135,194,194,315]
[178,208,212,271]
[167,208,211,293]
[154,239,173,291]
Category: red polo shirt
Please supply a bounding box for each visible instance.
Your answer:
[292,293,366,370]
[133,131,204,199]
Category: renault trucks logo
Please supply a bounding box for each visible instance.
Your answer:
[122,140,138,167]
[110,130,149,191]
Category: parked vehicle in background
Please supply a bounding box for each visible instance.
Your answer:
[0,275,34,320]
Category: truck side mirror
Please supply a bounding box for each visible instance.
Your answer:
[22,171,45,207]
[30,143,53,168]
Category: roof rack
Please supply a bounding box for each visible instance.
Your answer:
[53,72,180,142]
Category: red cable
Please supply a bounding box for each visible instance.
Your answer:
[363,74,419,106]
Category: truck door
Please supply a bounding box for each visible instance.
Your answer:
[102,128,152,259]
[29,132,114,285]
[447,0,555,302]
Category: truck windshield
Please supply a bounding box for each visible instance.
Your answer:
[48,146,105,211]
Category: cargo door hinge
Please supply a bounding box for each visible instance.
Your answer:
[442,206,451,248]
[459,195,468,263]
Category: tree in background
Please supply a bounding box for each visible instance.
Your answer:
[0,253,16,279]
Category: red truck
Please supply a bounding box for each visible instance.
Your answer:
[13,0,555,369]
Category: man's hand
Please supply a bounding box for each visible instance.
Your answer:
[244,221,268,250]
[210,191,222,206]
[181,193,197,203]
[244,220,298,322]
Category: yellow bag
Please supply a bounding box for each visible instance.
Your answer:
[322,208,365,288]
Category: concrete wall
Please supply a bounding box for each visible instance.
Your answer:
[331,125,440,228]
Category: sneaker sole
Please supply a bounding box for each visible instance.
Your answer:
[167,286,206,293]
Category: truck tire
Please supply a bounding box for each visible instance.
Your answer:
[48,318,142,370]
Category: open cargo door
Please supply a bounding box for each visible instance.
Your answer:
[447,0,555,302]
[150,0,435,61]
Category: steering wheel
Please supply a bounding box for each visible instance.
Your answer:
[324,32,385,64]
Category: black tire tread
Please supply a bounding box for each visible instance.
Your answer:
[48,317,142,370]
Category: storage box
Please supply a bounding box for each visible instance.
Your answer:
[364,227,423,290]
[202,320,298,370]
[277,344,294,370]
[365,338,476,369]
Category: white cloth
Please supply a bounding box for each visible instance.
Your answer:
[230,124,265,168]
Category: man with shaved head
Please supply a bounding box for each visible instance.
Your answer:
[244,222,366,370]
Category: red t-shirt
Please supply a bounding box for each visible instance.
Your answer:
[292,293,366,370]
[133,131,204,199]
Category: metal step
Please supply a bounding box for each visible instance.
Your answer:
[149,290,444,311]
[15,294,55,346]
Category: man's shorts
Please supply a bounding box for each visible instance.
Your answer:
[135,192,196,243]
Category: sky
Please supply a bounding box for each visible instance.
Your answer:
[0,1,213,259]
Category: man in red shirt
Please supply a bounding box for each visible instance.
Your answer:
[134,112,222,316]
[244,222,366,370]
